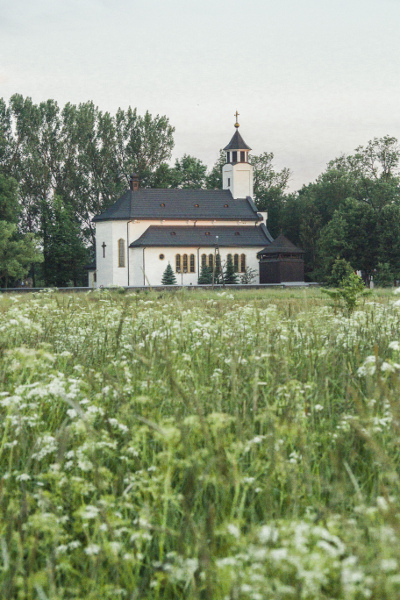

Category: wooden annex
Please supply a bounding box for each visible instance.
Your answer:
[257,233,304,284]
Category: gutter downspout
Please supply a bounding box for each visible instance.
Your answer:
[127,220,132,286]
[143,247,146,286]
[197,247,200,281]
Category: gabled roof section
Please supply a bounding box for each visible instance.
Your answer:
[93,189,259,222]
[257,233,304,256]
[130,225,272,248]
[223,130,252,151]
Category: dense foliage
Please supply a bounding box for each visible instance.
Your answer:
[1,93,400,286]
[1,288,400,598]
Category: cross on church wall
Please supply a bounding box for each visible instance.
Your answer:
[102,242,106,258]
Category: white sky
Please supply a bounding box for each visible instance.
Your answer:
[1,0,399,190]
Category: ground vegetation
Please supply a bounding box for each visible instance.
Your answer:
[1,288,400,598]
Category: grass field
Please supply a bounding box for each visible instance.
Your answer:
[1,287,400,599]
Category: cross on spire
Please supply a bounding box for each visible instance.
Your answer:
[234,111,240,128]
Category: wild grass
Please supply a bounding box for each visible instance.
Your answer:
[1,287,400,598]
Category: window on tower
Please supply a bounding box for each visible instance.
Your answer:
[240,151,245,162]
[232,151,237,162]
[227,151,230,163]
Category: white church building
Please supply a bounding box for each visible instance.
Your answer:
[91,119,275,287]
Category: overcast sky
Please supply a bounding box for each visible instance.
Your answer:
[1,0,399,190]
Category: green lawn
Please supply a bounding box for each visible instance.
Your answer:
[1,287,400,599]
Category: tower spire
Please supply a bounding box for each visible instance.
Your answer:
[234,110,240,128]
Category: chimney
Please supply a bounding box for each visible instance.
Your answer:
[129,173,139,192]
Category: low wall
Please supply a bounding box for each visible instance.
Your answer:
[0,283,320,294]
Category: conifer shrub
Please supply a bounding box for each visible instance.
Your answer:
[223,255,238,284]
[198,264,213,284]
[161,263,177,285]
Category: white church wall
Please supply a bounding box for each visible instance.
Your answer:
[111,221,129,287]
[129,246,262,287]
[95,222,114,287]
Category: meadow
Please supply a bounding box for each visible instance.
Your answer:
[1,287,400,599]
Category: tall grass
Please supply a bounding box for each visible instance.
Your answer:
[1,288,400,598]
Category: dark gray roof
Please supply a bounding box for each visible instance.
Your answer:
[130,225,273,248]
[93,189,259,222]
[223,130,252,151]
[257,233,304,256]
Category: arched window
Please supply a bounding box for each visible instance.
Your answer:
[190,254,195,273]
[227,253,232,264]
[118,239,125,267]
[175,254,181,272]
[240,254,246,273]
[208,254,214,270]
[201,254,207,269]
[234,254,239,272]
[182,254,188,272]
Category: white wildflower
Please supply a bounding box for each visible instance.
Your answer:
[84,544,101,556]
[381,558,398,572]
[258,525,279,544]
[81,505,100,519]
[227,524,240,539]
[381,362,395,373]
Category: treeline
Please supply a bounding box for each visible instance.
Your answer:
[1,94,400,286]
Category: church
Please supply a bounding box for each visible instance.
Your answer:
[90,116,304,287]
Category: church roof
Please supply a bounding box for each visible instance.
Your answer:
[257,233,304,256]
[223,130,252,151]
[130,224,273,248]
[93,189,259,222]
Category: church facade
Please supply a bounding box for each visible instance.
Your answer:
[91,120,275,287]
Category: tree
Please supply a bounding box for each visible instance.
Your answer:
[205,150,225,190]
[374,263,394,287]
[0,174,20,223]
[43,197,88,287]
[0,221,42,287]
[329,258,355,287]
[161,263,177,285]
[250,152,291,237]
[240,267,257,284]
[223,255,238,284]
[170,155,207,189]
[315,199,378,282]
[198,264,213,284]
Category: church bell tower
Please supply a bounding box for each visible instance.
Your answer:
[222,112,254,199]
